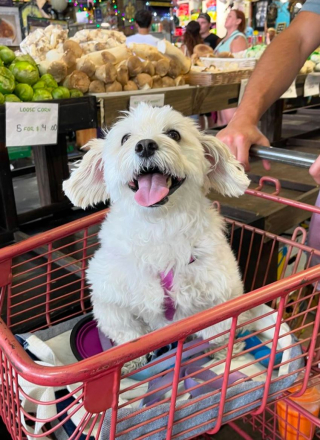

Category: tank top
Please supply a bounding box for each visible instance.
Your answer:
[215,30,246,53]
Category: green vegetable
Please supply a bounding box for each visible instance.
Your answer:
[69,89,83,98]
[0,47,15,65]
[0,92,4,104]
[0,66,15,95]
[40,73,58,89]
[32,88,53,101]
[10,61,39,85]
[15,83,34,102]
[33,80,46,90]
[11,54,37,68]
[0,59,3,67]
[5,94,21,102]
[52,86,70,99]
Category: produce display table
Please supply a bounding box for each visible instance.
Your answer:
[98,75,318,142]
[0,75,319,244]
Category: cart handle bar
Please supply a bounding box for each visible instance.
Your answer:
[250,145,318,168]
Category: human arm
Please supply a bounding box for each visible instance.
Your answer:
[217,11,320,170]
[310,156,320,184]
[230,35,247,53]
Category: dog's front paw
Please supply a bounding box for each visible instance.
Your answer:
[121,355,148,375]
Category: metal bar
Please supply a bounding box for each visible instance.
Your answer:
[14,231,82,276]
[250,145,318,168]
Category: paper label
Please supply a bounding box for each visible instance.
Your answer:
[6,102,59,147]
[280,80,297,99]
[129,94,165,110]
[238,78,249,105]
[304,73,320,97]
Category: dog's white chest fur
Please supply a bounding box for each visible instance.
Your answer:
[87,195,243,339]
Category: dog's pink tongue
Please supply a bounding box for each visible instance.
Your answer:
[135,173,169,207]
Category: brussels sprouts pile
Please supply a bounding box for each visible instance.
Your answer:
[0,46,83,103]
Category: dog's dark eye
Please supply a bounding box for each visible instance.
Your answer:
[121,134,131,145]
[166,130,181,142]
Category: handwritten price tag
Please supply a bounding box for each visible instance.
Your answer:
[6,102,59,147]
[129,94,165,110]
[304,73,320,97]
[280,80,297,99]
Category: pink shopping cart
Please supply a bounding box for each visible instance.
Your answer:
[0,171,319,440]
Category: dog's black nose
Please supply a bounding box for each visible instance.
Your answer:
[135,139,159,158]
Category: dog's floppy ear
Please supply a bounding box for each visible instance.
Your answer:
[200,134,250,197]
[63,138,109,209]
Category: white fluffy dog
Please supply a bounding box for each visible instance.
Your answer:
[63,103,251,370]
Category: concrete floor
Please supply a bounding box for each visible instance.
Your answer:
[13,172,40,214]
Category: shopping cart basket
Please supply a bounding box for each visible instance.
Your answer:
[0,172,320,440]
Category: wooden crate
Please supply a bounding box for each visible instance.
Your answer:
[184,69,252,86]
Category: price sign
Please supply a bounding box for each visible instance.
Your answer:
[6,102,59,147]
[276,23,287,34]
[129,94,165,110]
[280,80,297,99]
[304,73,320,97]
[238,78,249,105]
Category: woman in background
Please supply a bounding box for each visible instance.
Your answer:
[181,20,203,57]
[215,9,248,126]
[215,9,247,55]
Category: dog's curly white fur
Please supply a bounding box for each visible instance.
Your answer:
[63,104,251,369]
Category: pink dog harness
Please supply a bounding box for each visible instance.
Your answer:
[160,256,195,321]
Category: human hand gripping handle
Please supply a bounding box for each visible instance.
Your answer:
[217,119,320,185]
[216,117,271,172]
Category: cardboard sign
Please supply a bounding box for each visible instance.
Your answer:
[6,102,58,147]
[280,80,297,99]
[304,73,320,97]
[129,94,165,110]
[276,22,287,34]
[238,78,249,105]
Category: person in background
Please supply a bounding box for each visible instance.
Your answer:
[126,10,159,47]
[215,9,247,55]
[267,27,276,43]
[216,1,320,174]
[215,10,247,126]
[181,21,203,57]
[197,12,220,50]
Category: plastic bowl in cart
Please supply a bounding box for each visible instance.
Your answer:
[70,314,178,380]
[70,314,114,361]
